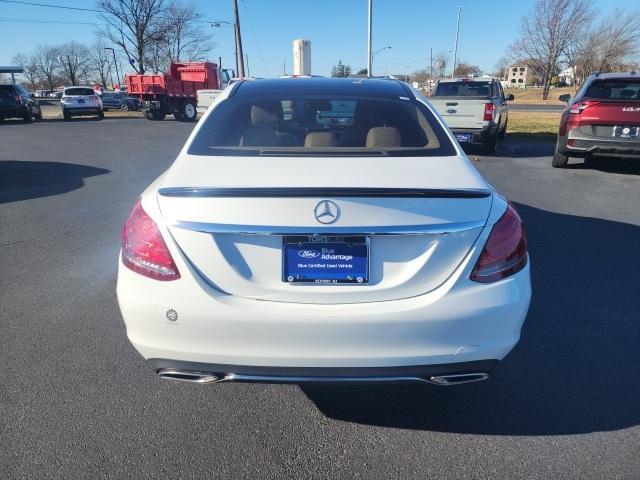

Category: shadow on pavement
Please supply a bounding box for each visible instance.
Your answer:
[0,160,109,203]
[461,136,556,159]
[302,203,640,435]
[565,157,640,176]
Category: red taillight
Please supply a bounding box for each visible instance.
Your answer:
[15,94,21,103]
[471,203,528,283]
[561,100,601,136]
[483,103,496,121]
[121,200,180,281]
[569,100,600,114]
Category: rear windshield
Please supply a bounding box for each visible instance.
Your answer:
[0,85,16,94]
[584,79,640,101]
[188,95,456,157]
[433,81,493,97]
[65,88,95,96]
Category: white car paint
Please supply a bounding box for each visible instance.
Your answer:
[117,79,531,385]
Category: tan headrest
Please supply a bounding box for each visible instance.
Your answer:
[366,127,401,147]
[304,131,338,147]
[251,105,279,126]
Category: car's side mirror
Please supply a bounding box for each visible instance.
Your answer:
[559,94,571,103]
[505,94,514,101]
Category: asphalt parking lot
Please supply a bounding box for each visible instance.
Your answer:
[1,117,639,480]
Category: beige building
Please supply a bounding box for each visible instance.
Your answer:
[507,65,530,87]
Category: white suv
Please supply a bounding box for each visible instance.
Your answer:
[60,87,104,120]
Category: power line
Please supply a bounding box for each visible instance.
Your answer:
[0,0,101,13]
[0,16,98,25]
[0,0,228,24]
[240,0,270,77]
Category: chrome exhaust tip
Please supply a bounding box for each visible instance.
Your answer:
[157,369,221,384]
[429,373,490,385]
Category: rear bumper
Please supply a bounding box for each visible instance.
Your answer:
[63,107,102,116]
[451,124,497,144]
[151,358,498,385]
[117,242,531,372]
[0,105,27,117]
[558,130,640,158]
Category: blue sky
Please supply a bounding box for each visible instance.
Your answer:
[0,0,632,77]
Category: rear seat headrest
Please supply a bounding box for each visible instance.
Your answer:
[251,104,280,126]
[304,131,338,147]
[366,127,401,148]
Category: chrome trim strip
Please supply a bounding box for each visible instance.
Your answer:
[429,373,490,385]
[158,187,492,199]
[221,374,430,384]
[169,219,486,236]
[157,369,220,383]
[155,370,491,385]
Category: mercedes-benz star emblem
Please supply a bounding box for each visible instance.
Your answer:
[314,200,340,224]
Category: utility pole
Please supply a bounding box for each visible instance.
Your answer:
[430,48,433,79]
[233,0,245,78]
[245,54,250,77]
[106,62,114,89]
[104,47,120,88]
[367,0,373,77]
[451,5,462,78]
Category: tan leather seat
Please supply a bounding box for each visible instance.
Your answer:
[366,127,402,148]
[304,131,338,147]
[240,104,282,146]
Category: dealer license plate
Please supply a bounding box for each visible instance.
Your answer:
[282,235,369,284]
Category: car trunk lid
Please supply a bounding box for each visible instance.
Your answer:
[157,154,493,304]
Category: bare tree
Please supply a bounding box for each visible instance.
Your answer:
[411,69,430,84]
[164,2,211,64]
[12,53,41,90]
[58,42,91,86]
[492,55,513,79]
[98,0,169,74]
[453,62,481,77]
[434,52,449,77]
[511,0,593,99]
[573,8,640,78]
[33,44,60,89]
[89,38,113,86]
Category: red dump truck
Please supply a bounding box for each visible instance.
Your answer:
[125,62,221,122]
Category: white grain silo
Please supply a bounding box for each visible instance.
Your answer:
[293,39,311,76]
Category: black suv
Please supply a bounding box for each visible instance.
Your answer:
[0,83,42,122]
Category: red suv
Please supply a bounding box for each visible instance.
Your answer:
[553,73,640,168]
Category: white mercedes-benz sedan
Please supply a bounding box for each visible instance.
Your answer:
[117,77,531,386]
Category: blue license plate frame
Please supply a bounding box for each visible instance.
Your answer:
[282,235,369,284]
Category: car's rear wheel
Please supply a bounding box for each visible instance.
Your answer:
[23,109,34,123]
[483,131,497,154]
[98,110,105,120]
[120,103,130,112]
[63,110,71,121]
[498,121,507,140]
[552,144,569,168]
